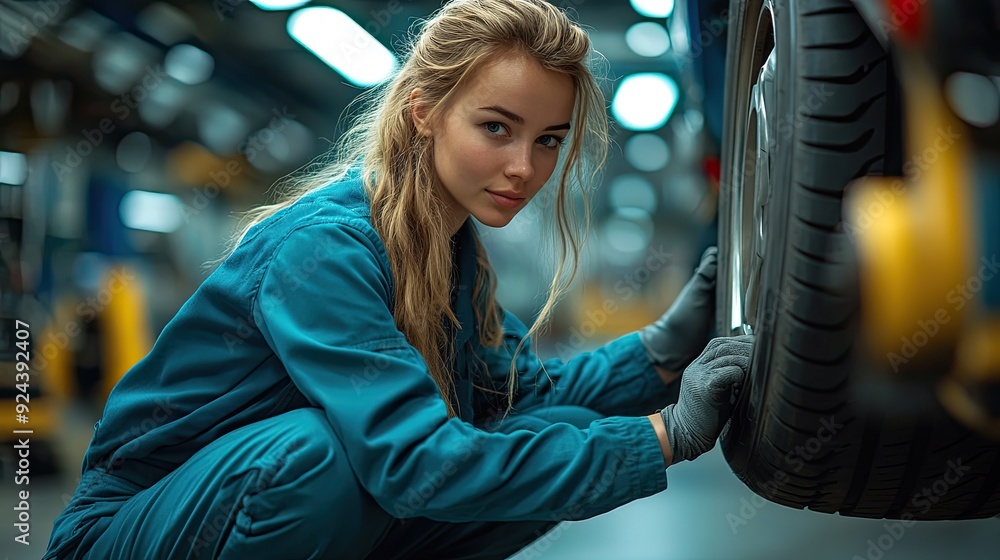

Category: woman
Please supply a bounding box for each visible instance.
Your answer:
[44,0,753,558]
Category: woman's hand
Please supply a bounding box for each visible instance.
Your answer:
[653,334,754,465]
[639,247,718,375]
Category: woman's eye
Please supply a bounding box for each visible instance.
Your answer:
[539,135,565,149]
[484,122,507,135]
[482,123,563,149]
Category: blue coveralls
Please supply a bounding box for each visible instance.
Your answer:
[43,166,676,559]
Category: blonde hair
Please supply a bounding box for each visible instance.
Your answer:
[228,0,609,419]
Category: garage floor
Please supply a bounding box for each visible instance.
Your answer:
[510,447,998,560]
[2,403,996,560]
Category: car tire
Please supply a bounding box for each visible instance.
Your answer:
[716,0,1000,519]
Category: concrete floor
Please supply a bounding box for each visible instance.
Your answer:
[2,402,996,560]
[509,448,998,560]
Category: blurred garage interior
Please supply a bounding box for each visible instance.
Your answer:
[1,0,998,558]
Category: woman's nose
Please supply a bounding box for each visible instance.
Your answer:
[504,144,535,183]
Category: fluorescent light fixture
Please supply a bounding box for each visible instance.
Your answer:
[612,73,679,131]
[116,132,152,173]
[59,9,115,53]
[608,174,657,214]
[287,7,397,87]
[136,3,194,45]
[631,0,676,18]
[251,0,310,10]
[684,109,704,134]
[165,44,214,85]
[0,151,28,185]
[197,104,249,155]
[93,32,154,95]
[600,210,654,267]
[625,133,671,171]
[120,190,184,233]
[626,21,670,57]
[945,72,1000,128]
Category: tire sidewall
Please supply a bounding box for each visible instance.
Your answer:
[718,0,798,479]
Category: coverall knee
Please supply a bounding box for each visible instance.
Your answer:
[46,404,604,560]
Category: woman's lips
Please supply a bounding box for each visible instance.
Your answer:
[487,190,525,209]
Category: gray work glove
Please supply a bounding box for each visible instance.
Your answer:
[639,247,717,373]
[660,334,754,464]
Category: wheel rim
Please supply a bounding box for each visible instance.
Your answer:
[727,5,776,336]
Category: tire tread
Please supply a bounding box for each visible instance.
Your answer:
[721,0,1000,521]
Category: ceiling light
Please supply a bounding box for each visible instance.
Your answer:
[631,0,676,19]
[0,152,28,185]
[626,22,670,57]
[287,7,396,87]
[612,73,679,131]
[165,44,214,85]
[625,133,671,172]
[251,0,310,10]
[120,190,184,233]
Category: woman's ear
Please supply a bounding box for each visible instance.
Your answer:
[410,88,432,138]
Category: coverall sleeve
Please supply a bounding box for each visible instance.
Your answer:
[474,310,679,418]
[252,220,668,523]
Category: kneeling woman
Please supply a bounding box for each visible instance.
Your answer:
[44,1,752,558]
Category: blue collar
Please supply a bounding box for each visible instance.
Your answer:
[450,217,479,350]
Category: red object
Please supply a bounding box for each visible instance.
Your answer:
[702,156,721,184]
[888,0,925,44]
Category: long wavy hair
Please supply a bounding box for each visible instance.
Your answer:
[227,0,609,419]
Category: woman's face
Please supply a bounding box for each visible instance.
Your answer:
[413,53,576,235]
